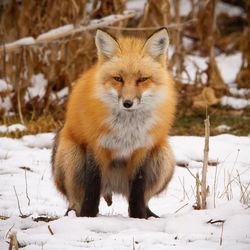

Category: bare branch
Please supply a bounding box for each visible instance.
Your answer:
[24,170,30,206]
[174,203,189,214]
[48,225,54,235]
[13,186,24,217]
[201,116,210,209]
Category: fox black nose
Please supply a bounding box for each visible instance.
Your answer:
[123,100,133,109]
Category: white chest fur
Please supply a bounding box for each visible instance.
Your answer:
[99,108,156,158]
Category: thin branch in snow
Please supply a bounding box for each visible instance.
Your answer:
[186,167,201,185]
[201,116,210,209]
[194,172,201,210]
[8,232,19,250]
[178,176,189,200]
[5,224,15,239]
[48,225,54,235]
[24,170,30,206]
[220,221,224,246]
[13,186,24,218]
[207,219,225,224]
[213,161,218,208]
[174,203,189,214]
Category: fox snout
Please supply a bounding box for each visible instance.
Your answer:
[123,99,133,109]
[119,97,139,110]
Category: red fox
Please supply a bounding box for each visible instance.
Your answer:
[52,28,176,218]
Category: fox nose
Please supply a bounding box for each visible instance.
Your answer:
[123,100,133,109]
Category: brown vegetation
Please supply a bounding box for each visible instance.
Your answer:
[0,0,249,136]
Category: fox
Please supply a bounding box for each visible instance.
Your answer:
[51,28,176,219]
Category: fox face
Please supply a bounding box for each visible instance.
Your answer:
[95,28,171,112]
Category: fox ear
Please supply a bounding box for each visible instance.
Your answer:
[95,29,120,60]
[143,28,169,60]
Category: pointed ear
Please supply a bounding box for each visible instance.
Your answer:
[143,28,169,60]
[95,29,120,60]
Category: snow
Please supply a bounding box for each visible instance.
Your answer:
[0,95,12,113]
[25,74,48,102]
[220,96,250,109]
[229,87,250,98]
[216,53,242,85]
[13,37,35,46]
[37,25,74,41]
[169,0,192,17]
[215,125,231,132]
[0,133,249,249]
[0,37,35,50]
[216,2,244,16]
[0,79,12,92]
[0,124,26,133]
[127,0,147,11]
[181,55,208,84]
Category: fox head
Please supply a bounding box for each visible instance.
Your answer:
[95,28,173,111]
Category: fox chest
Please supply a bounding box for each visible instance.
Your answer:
[99,109,155,158]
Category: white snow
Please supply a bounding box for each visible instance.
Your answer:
[216,125,231,132]
[0,124,26,133]
[216,2,244,16]
[221,96,250,109]
[0,79,12,92]
[216,53,242,85]
[229,87,250,98]
[37,25,74,41]
[24,74,48,102]
[13,37,35,46]
[178,52,242,86]
[0,95,12,113]
[0,133,249,249]
[0,37,35,50]
[127,0,147,11]
[169,0,192,17]
[181,55,208,84]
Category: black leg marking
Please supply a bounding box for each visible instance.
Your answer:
[129,167,147,219]
[51,127,63,172]
[80,150,101,217]
[146,207,159,218]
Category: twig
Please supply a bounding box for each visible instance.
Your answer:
[201,116,210,209]
[5,224,15,239]
[178,176,189,200]
[13,186,24,217]
[194,172,201,210]
[24,170,30,206]
[220,221,224,246]
[8,232,19,250]
[219,167,250,199]
[213,162,218,208]
[207,219,225,224]
[174,203,189,214]
[48,225,54,235]
[207,219,225,246]
[186,167,201,185]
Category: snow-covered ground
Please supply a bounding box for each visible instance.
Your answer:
[0,133,249,249]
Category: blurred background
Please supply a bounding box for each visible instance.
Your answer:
[0,0,249,137]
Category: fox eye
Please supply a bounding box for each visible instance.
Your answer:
[113,76,123,83]
[137,77,149,83]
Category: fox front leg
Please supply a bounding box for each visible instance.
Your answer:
[80,151,101,217]
[128,167,147,219]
